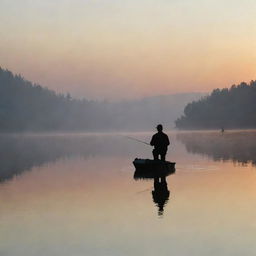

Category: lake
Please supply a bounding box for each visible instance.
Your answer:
[0,130,256,256]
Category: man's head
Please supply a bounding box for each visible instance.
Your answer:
[156,124,163,132]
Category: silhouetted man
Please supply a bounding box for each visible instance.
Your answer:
[150,124,170,161]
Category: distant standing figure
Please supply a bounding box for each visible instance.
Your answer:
[150,124,170,161]
[221,127,225,134]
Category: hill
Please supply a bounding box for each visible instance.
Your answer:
[0,67,105,131]
[175,81,256,129]
[0,67,203,131]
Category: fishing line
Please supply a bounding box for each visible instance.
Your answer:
[123,135,151,146]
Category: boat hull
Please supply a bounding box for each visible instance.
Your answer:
[133,158,175,179]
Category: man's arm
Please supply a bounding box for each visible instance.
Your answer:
[166,134,170,146]
[150,135,155,146]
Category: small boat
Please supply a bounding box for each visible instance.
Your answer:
[133,158,175,179]
[133,158,175,170]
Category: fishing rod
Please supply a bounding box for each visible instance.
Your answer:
[124,136,151,146]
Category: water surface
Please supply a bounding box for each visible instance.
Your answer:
[0,131,256,256]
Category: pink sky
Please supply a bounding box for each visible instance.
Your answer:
[1,0,256,100]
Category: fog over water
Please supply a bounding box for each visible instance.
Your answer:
[0,130,256,256]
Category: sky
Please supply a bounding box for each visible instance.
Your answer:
[0,0,256,100]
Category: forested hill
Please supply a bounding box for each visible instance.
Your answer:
[0,67,202,131]
[0,67,107,131]
[175,81,256,129]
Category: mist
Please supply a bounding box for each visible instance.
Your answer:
[0,67,203,132]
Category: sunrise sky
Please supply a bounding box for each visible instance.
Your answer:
[0,0,256,100]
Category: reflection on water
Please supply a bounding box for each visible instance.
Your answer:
[133,166,174,216]
[152,176,170,216]
[0,133,137,182]
[176,130,256,166]
[1,131,256,256]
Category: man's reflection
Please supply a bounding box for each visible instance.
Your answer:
[152,176,170,216]
[133,168,174,217]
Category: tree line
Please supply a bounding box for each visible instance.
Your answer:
[175,81,256,129]
[0,67,112,131]
[0,67,201,131]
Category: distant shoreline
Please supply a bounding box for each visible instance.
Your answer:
[1,128,256,137]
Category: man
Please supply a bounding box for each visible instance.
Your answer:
[150,124,170,161]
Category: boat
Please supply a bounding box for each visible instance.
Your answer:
[133,158,175,170]
[133,158,175,179]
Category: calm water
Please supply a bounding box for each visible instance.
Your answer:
[0,131,256,256]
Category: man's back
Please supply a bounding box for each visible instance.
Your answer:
[150,132,170,150]
[150,124,170,161]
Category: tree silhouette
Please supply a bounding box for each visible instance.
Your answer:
[175,81,256,129]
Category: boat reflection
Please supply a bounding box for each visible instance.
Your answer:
[133,166,175,216]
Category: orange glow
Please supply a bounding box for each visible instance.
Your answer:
[1,0,256,99]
